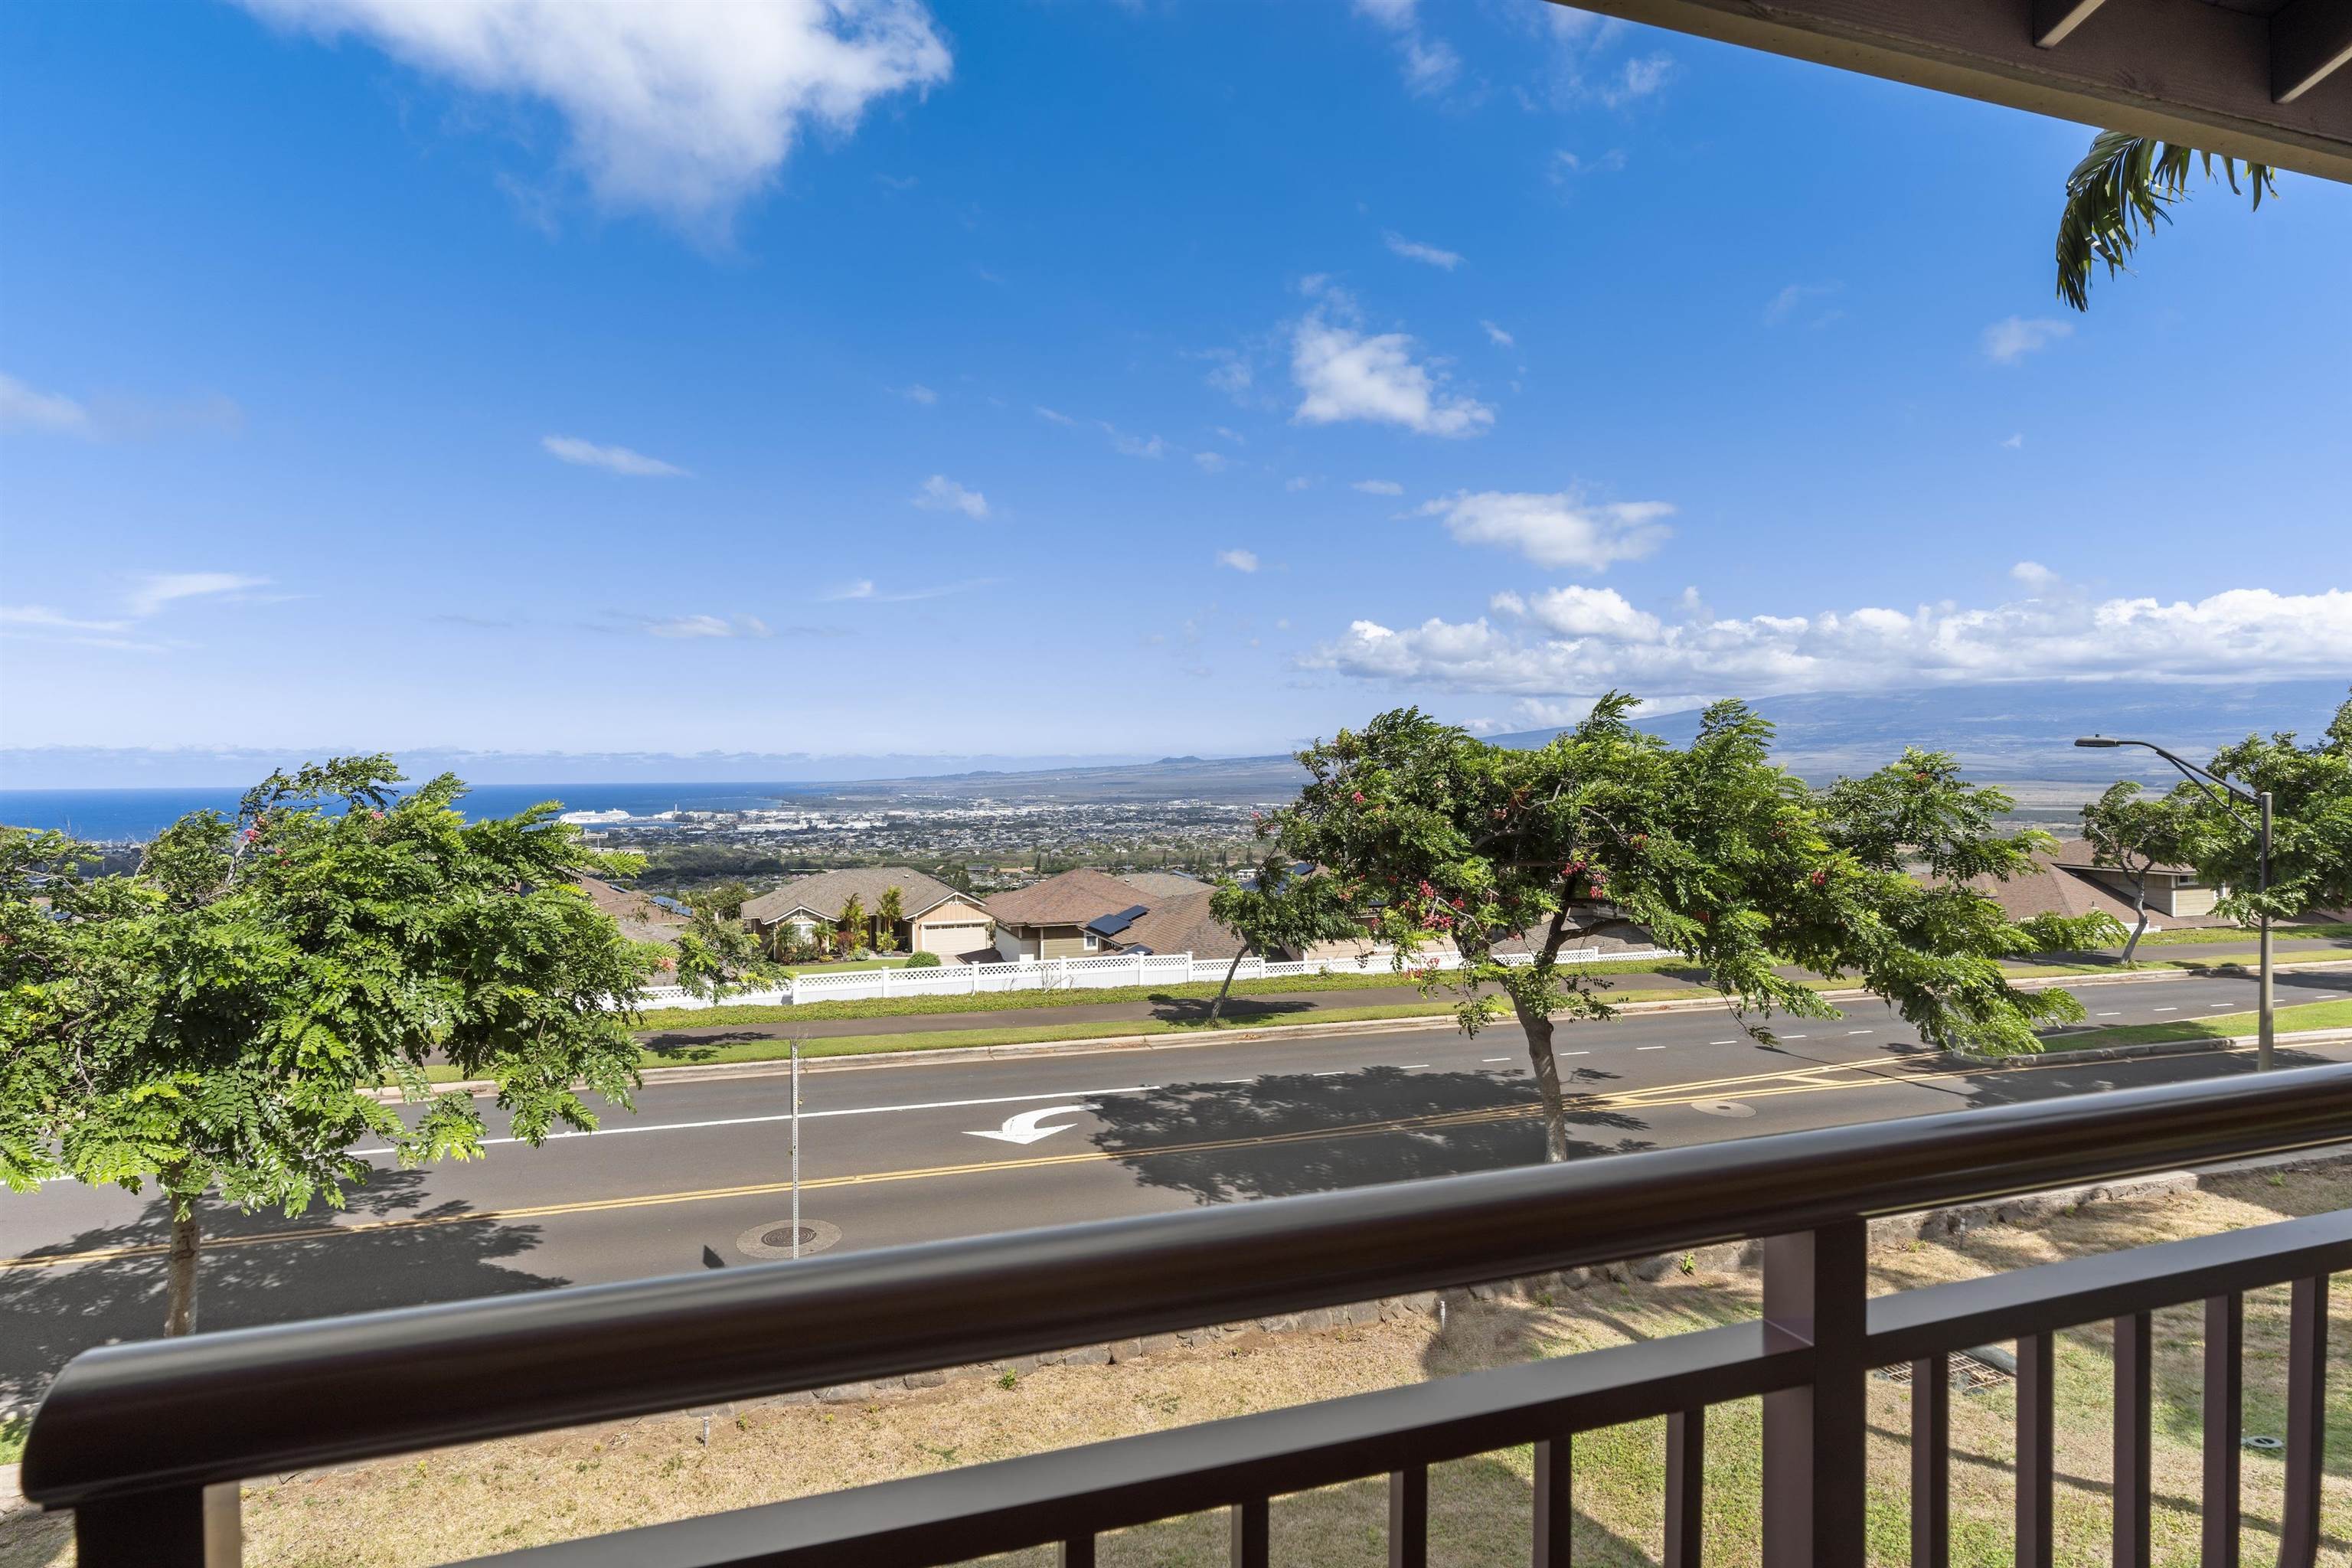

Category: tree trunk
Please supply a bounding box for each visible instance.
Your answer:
[2122,872,2150,963]
[1516,998,1570,1163]
[1207,946,1250,1025]
[165,1194,201,1337]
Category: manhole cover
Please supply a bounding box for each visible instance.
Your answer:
[1690,1099,1755,1118]
[2243,1435,2285,1452]
[737,1217,842,1260]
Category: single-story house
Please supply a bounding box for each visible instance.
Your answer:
[2047,839,2219,919]
[742,867,992,959]
[1089,889,1246,961]
[1940,839,2233,931]
[1109,870,1208,900]
[983,867,1159,962]
[575,875,691,946]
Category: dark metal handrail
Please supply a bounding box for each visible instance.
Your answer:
[22,1061,2352,1566]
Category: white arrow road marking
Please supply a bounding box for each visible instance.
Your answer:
[966,1105,1093,1145]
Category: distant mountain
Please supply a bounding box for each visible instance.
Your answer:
[1492,679,2350,782]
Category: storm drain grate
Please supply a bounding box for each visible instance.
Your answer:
[1875,1350,2016,1395]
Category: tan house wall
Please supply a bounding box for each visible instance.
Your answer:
[909,898,991,956]
[1038,925,1096,959]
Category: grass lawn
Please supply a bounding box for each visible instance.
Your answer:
[632,956,1696,1031]
[0,1414,23,1467]
[632,999,1524,1069]
[766,957,912,976]
[43,1167,2337,1568]
[2053,996,2352,1050]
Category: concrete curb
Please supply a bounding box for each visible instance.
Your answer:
[1952,1025,2352,1070]
[378,958,2350,1102]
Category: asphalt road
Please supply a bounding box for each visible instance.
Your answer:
[3,964,2347,1403]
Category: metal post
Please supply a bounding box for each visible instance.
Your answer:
[2258,791,2274,1072]
[791,1040,802,1260]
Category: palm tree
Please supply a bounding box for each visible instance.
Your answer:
[2054,131,2274,310]
[875,885,905,953]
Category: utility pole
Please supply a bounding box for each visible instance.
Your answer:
[791,1039,802,1258]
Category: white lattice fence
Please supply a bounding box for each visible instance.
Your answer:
[629,944,1683,1012]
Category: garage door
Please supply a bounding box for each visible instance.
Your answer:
[916,920,989,956]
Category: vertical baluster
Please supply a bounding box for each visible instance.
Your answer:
[1911,1354,1949,1568]
[1230,1496,1270,1568]
[2280,1276,2328,1568]
[2112,1312,2151,1568]
[1664,1407,1704,1568]
[1532,1437,1573,1568]
[75,1484,238,1568]
[1389,1464,1429,1568]
[1059,1535,1096,1568]
[1761,1220,1867,1568]
[2016,1332,2055,1568]
[2201,1292,2243,1567]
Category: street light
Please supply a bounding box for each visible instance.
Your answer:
[2075,735,2275,1069]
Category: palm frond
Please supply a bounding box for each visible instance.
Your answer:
[2054,131,2275,310]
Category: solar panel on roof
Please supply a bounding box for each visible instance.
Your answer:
[1087,903,1150,936]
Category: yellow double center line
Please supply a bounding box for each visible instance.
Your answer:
[0,1041,2277,1272]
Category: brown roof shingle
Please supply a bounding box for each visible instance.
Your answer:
[1099,890,1246,959]
[984,867,1150,929]
[742,867,972,926]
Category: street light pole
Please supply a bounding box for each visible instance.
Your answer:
[2075,735,2275,1069]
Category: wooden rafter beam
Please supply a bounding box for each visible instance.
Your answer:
[2033,0,2112,50]
[1547,0,2352,185]
[2273,0,2352,103]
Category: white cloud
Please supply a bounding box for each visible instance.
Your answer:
[1034,406,1077,425]
[1350,0,1458,95]
[644,612,769,639]
[913,473,988,518]
[1982,316,2073,364]
[0,606,133,634]
[1292,304,1493,438]
[1199,351,1254,403]
[826,579,877,601]
[1100,421,1166,459]
[2011,560,2059,591]
[236,0,952,234]
[825,577,994,603]
[1310,586,2352,698]
[542,434,688,476]
[1498,584,1664,641]
[1421,490,1671,570]
[2001,432,2025,449]
[1285,475,1317,493]
[0,372,92,435]
[1597,54,1674,106]
[1217,548,1260,573]
[1763,282,1841,326]
[1383,231,1462,270]
[1353,479,1404,495]
[1550,149,1626,181]
[1193,451,1228,473]
[900,384,937,405]
[129,573,270,616]
[1478,321,1514,348]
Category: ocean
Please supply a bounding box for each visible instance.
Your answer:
[0,783,827,842]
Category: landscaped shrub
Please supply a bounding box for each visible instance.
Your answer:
[905,951,942,968]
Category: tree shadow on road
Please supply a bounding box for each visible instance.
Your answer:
[0,1169,566,1413]
[1085,1066,1651,1205]
[1142,992,1320,1024]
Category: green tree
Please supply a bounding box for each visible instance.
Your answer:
[2079,782,2196,961]
[838,893,867,954]
[0,759,658,1334]
[874,885,906,953]
[2173,688,2352,923]
[1204,855,1362,1025]
[1272,701,2120,1163]
[671,885,776,1003]
[2055,131,2273,309]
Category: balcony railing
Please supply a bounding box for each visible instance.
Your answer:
[21,1063,2350,1567]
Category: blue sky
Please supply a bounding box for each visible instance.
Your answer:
[3,0,2347,772]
